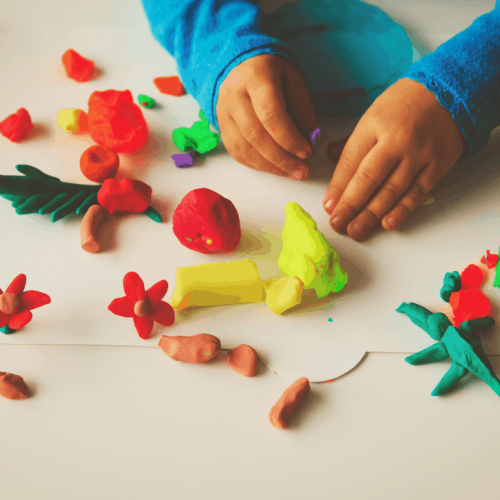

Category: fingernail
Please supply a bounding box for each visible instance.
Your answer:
[350,221,366,237]
[293,170,304,180]
[324,199,334,213]
[297,150,310,160]
[386,216,399,229]
[331,215,343,228]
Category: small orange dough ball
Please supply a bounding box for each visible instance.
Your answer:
[227,344,259,377]
[80,145,119,183]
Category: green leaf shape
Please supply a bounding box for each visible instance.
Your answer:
[51,191,88,222]
[38,193,72,215]
[75,193,99,215]
[16,164,61,182]
[143,206,162,223]
[16,194,53,215]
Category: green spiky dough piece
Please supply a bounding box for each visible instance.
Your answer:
[12,198,28,209]
[277,202,348,298]
[143,206,162,223]
[15,194,53,214]
[38,193,72,215]
[75,193,99,215]
[51,191,88,222]
[172,109,220,154]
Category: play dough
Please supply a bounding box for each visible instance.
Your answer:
[264,277,303,315]
[172,110,220,154]
[278,202,348,298]
[226,344,259,377]
[158,334,221,363]
[172,151,197,168]
[172,188,241,254]
[269,377,310,429]
[0,372,29,400]
[57,108,88,133]
[153,76,186,96]
[97,178,152,215]
[460,264,483,289]
[108,272,175,339]
[0,108,33,142]
[80,205,107,253]
[80,145,119,183]
[481,250,498,269]
[62,49,95,82]
[138,94,156,108]
[87,89,149,152]
[397,302,500,397]
[440,271,461,302]
[170,259,264,310]
[0,274,50,335]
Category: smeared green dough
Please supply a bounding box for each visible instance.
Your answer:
[277,202,348,298]
[264,276,303,315]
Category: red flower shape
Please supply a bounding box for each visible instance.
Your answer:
[108,272,175,339]
[481,250,499,269]
[450,288,491,327]
[97,178,152,215]
[460,264,483,289]
[0,274,51,332]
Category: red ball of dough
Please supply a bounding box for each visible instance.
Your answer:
[80,145,119,183]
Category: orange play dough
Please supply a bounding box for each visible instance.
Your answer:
[80,145,119,183]
[0,372,29,400]
[226,344,259,377]
[158,334,221,363]
[80,205,107,253]
[269,377,310,429]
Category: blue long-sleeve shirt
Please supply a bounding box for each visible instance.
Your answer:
[142,0,500,157]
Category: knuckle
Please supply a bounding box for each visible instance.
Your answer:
[356,169,378,189]
[275,156,295,173]
[409,182,428,200]
[259,105,282,127]
[382,181,403,201]
[243,126,267,145]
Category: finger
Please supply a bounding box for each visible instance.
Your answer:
[323,127,377,217]
[328,143,400,234]
[220,115,289,178]
[248,74,312,160]
[230,94,310,180]
[381,164,436,230]
[346,159,422,241]
[282,64,319,137]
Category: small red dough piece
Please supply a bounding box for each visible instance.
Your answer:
[481,250,499,269]
[0,108,34,142]
[6,274,27,295]
[62,49,95,82]
[0,372,29,400]
[269,377,310,430]
[97,178,152,215]
[153,76,186,96]
[173,188,241,254]
[158,334,221,363]
[227,344,259,377]
[450,289,491,327]
[460,264,484,289]
[20,291,51,310]
[87,90,149,152]
[80,145,119,183]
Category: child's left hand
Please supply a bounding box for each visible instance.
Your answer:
[323,78,466,241]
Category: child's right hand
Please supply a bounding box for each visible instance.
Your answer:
[216,54,318,180]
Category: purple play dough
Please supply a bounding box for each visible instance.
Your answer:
[172,152,196,168]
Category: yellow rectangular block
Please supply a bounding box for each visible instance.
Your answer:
[170,258,265,309]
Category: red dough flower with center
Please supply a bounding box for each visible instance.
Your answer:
[108,272,175,339]
[0,274,51,331]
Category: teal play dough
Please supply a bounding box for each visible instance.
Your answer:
[267,0,417,118]
[440,271,461,302]
[278,202,348,298]
[397,301,500,397]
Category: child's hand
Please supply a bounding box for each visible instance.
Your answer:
[216,54,318,179]
[323,78,466,241]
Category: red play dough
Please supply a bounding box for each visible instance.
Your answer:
[0,108,34,142]
[80,145,119,182]
[62,49,95,82]
[481,250,499,269]
[173,188,241,254]
[269,377,310,430]
[87,90,149,152]
[158,334,221,363]
[97,178,152,215]
[226,344,259,377]
[450,288,491,327]
[460,264,483,289]
[153,76,186,96]
[0,372,29,400]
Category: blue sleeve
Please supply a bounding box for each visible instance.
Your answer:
[141,0,298,131]
[402,1,500,157]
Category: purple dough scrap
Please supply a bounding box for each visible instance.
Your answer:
[310,128,323,145]
[172,153,195,168]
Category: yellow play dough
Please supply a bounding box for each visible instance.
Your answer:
[57,108,88,133]
[264,276,303,315]
[170,259,265,310]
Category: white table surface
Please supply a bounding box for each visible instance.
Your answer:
[1,0,500,498]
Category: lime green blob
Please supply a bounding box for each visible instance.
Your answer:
[277,202,348,298]
[138,94,156,108]
[172,109,220,154]
[494,246,500,289]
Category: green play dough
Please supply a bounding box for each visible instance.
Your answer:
[494,246,500,289]
[440,271,461,302]
[277,202,348,298]
[138,94,156,108]
[172,109,220,154]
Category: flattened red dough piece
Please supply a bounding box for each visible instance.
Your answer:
[269,377,310,429]
[62,49,95,82]
[153,76,186,96]
[227,344,259,377]
[80,145,119,183]
[158,334,221,363]
[0,372,29,400]
[0,108,34,142]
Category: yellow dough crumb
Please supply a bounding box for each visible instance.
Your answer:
[57,108,88,133]
[264,276,303,315]
[170,258,265,309]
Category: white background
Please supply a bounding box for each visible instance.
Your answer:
[1,0,499,498]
